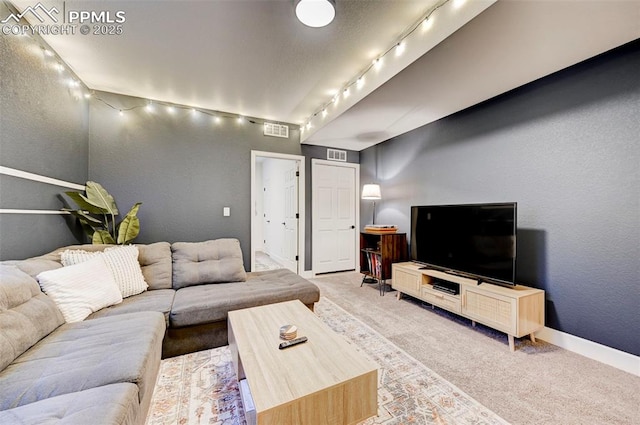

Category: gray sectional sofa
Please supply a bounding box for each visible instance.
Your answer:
[0,238,320,425]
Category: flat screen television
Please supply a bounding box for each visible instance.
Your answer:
[410,203,517,286]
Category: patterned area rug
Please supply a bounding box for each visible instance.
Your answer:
[146,298,510,425]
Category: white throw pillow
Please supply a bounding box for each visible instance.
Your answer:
[61,246,148,298]
[37,256,123,323]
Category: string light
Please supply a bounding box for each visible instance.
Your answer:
[16,10,376,137]
[422,16,434,31]
[302,0,454,135]
[453,0,467,9]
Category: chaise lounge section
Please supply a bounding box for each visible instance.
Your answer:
[0,238,320,424]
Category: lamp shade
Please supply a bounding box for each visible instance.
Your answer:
[362,184,381,200]
[295,0,336,28]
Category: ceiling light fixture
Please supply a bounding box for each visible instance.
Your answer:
[295,0,336,28]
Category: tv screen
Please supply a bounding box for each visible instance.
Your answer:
[410,203,517,286]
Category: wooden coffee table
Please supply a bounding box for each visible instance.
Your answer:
[228,300,378,425]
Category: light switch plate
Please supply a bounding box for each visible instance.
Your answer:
[223,207,230,216]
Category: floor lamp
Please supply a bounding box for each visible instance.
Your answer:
[362,184,381,225]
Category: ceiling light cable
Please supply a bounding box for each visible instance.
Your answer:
[302,0,452,132]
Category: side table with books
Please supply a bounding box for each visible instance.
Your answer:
[360,227,407,295]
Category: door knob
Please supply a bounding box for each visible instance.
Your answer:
[282,222,286,225]
[351,225,355,229]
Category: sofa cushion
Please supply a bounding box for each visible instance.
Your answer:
[172,239,246,289]
[61,245,149,298]
[0,311,165,410]
[88,288,175,327]
[5,258,62,280]
[36,256,123,323]
[170,268,320,327]
[0,383,139,425]
[138,242,173,290]
[48,242,173,290]
[0,265,64,371]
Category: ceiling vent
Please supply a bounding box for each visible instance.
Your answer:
[327,148,347,162]
[264,122,289,138]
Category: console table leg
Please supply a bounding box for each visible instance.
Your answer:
[396,291,402,300]
[508,335,515,352]
[530,333,536,343]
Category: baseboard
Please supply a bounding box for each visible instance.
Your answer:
[300,270,314,279]
[536,327,639,376]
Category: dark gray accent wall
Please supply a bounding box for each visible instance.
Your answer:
[88,91,303,269]
[360,41,640,356]
[300,144,360,271]
[0,3,89,260]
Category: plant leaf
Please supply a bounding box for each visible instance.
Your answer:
[85,181,119,216]
[64,191,108,214]
[118,216,140,245]
[117,203,141,244]
[63,209,104,227]
[92,230,116,244]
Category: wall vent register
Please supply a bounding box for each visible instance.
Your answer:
[264,122,289,138]
[327,148,347,162]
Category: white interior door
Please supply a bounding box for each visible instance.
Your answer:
[262,176,272,255]
[251,151,305,275]
[281,162,299,272]
[312,160,359,274]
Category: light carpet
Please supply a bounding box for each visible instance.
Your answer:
[146,297,509,425]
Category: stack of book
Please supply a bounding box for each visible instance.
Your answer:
[363,249,382,279]
[364,224,398,234]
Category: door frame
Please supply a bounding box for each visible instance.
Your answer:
[251,150,305,274]
[311,159,360,275]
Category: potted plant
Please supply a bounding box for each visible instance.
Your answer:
[63,181,142,244]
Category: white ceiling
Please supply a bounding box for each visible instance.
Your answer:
[12,0,640,151]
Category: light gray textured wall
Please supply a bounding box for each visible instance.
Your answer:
[0,4,89,260]
[88,91,303,269]
[360,41,640,355]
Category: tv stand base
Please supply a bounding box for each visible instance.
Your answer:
[392,262,545,352]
